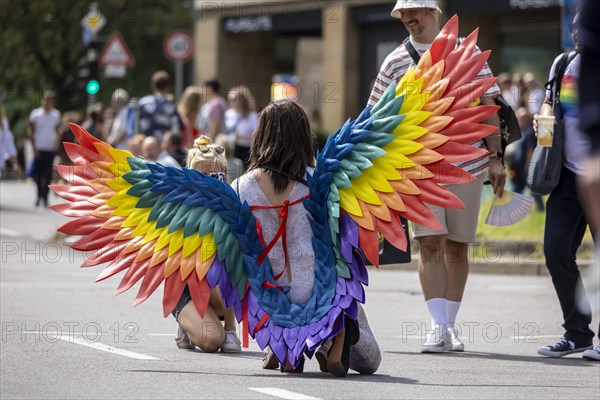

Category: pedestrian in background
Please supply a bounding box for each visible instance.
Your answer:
[0,104,20,179]
[82,103,108,141]
[28,89,61,207]
[197,79,225,141]
[225,85,258,169]
[138,71,181,141]
[368,0,505,353]
[535,11,597,359]
[177,86,203,149]
[141,136,179,168]
[107,88,130,150]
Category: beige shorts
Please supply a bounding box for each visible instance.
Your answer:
[411,174,485,244]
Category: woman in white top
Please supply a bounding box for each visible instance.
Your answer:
[0,104,20,177]
[224,86,258,169]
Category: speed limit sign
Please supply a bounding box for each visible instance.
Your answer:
[164,30,194,62]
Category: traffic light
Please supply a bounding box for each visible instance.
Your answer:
[86,79,100,95]
[86,40,101,100]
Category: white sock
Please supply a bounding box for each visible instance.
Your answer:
[426,298,447,328]
[446,300,461,326]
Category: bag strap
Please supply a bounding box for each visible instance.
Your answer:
[404,38,421,64]
[546,51,577,105]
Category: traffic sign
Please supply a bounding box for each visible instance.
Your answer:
[99,32,135,67]
[163,30,195,62]
[81,4,106,37]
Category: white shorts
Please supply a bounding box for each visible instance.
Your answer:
[411,174,485,244]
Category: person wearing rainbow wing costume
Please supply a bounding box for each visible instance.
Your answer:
[50,16,499,376]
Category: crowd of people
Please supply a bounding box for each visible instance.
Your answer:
[1,0,598,378]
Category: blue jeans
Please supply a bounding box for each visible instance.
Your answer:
[544,167,596,345]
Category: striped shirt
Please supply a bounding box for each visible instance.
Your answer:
[368,38,500,177]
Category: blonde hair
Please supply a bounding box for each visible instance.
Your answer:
[177,86,203,121]
[186,135,228,178]
[227,85,256,117]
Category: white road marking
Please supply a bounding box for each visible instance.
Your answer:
[50,335,159,360]
[249,388,322,400]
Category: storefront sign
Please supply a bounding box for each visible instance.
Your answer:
[224,15,272,33]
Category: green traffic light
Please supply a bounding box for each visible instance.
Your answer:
[86,79,100,95]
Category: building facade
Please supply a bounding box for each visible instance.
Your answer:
[193,0,568,133]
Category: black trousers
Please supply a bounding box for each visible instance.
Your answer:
[544,167,597,345]
[33,151,55,204]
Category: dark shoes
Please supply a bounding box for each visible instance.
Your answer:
[326,316,360,377]
[537,336,592,358]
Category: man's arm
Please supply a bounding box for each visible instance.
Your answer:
[481,95,506,197]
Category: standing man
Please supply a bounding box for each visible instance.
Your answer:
[535,10,597,359]
[29,90,61,207]
[368,0,505,353]
[197,80,226,141]
[138,71,181,141]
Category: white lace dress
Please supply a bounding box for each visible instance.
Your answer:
[233,169,381,374]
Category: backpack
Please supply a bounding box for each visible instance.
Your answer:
[404,38,521,157]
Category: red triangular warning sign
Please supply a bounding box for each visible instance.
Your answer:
[99,32,135,67]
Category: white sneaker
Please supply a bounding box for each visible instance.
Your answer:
[221,330,241,353]
[582,344,600,361]
[421,325,451,353]
[448,325,465,352]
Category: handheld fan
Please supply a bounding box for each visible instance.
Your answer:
[485,190,534,226]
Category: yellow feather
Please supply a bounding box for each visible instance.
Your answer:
[168,229,185,256]
[339,188,363,217]
[183,233,203,258]
[360,168,394,193]
[370,158,403,181]
[121,206,149,228]
[109,147,135,165]
[349,180,382,205]
[155,227,172,251]
[107,176,131,192]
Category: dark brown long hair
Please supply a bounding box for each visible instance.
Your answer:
[248,100,316,193]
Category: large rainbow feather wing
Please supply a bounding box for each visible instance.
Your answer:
[315,15,499,270]
[50,124,251,320]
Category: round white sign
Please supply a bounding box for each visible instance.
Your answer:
[164,30,194,62]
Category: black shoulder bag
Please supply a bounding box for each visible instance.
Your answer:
[527,51,577,195]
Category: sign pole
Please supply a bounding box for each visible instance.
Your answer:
[164,30,195,102]
[175,61,183,103]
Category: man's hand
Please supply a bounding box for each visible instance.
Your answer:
[488,157,506,198]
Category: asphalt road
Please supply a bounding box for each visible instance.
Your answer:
[1,181,599,399]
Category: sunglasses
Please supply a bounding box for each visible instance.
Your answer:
[198,145,224,155]
[209,172,226,182]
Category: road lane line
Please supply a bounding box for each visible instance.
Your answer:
[248,388,322,400]
[50,335,159,360]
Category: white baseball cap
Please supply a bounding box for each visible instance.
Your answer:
[391,0,443,19]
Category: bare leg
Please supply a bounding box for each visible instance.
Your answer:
[417,235,447,300]
[444,240,469,302]
[178,302,225,353]
[209,287,236,331]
